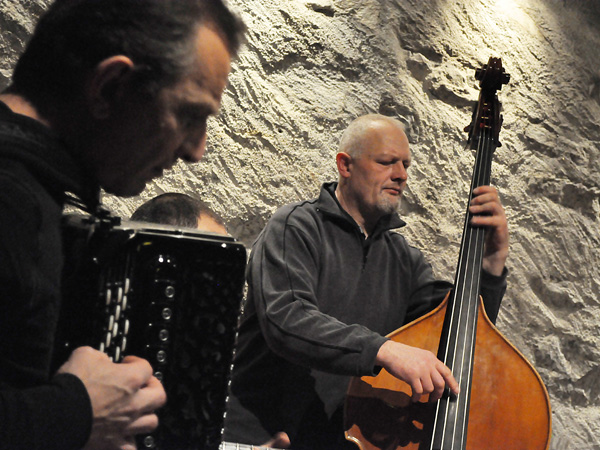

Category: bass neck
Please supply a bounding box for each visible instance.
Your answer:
[221,442,286,450]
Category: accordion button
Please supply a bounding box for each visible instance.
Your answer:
[117,286,123,304]
[156,350,167,364]
[122,295,128,311]
[124,319,130,335]
[159,329,169,342]
[143,435,155,448]
[121,336,127,352]
[124,277,131,294]
[155,371,163,382]
[105,289,112,306]
[162,307,172,321]
[113,321,119,337]
[115,346,121,362]
[108,314,115,331]
[115,305,122,321]
[105,332,112,349]
[164,285,175,299]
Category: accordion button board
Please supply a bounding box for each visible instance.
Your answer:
[55,214,248,450]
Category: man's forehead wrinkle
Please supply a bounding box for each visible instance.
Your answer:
[173,78,220,116]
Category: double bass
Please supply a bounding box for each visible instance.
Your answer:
[344,58,552,450]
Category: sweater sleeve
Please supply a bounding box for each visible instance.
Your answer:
[249,209,388,377]
[402,243,455,323]
[479,268,508,324]
[0,170,93,449]
[399,242,506,325]
[0,374,92,450]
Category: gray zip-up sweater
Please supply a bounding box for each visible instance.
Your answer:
[224,182,506,449]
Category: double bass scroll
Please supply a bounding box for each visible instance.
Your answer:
[343,57,552,450]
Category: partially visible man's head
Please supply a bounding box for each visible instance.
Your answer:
[10,0,244,114]
[338,114,406,158]
[7,0,245,197]
[337,114,411,219]
[131,193,228,235]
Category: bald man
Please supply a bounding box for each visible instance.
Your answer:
[224,114,509,449]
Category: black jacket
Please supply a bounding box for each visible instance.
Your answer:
[0,101,95,449]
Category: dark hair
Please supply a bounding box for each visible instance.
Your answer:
[9,0,245,116]
[131,193,225,229]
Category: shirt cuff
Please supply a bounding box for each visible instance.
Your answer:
[481,266,508,287]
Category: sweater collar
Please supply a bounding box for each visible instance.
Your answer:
[0,101,100,211]
[317,181,406,235]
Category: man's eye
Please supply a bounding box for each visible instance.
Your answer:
[183,115,202,128]
[179,106,209,128]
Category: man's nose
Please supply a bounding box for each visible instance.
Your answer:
[391,162,408,181]
[181,134,207,163]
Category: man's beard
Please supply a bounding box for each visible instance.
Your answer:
[375,193,401,215]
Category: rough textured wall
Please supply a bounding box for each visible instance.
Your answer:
[1,0,599,448]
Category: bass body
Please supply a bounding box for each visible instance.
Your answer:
[345,292,551,449]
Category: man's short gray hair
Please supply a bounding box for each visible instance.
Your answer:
[338,114,406,158]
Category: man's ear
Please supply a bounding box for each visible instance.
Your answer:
[86,55,135,119]
[336,152,352,178]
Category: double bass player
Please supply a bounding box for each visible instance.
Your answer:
[223,113,509,449]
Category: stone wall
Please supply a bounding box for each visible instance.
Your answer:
[1,0,599,448]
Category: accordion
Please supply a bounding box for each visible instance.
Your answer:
[54,214,247,450]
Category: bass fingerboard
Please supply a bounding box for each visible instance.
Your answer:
[220,443,285,450]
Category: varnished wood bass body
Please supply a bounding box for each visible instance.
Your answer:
[345,292,551,450]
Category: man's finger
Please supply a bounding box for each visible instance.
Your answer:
[124,413,160,435]
[429,370,447,402]
[439,364,460,396]
[411,380,424,403]
[129,376,167,414]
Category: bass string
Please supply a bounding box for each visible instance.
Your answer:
[453,124,495,448]
[432,119,495,449]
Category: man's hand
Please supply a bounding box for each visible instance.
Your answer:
[469,185,509,276]
[375,340,459,403]
[57,346,167,450]
[262,431,291,448]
